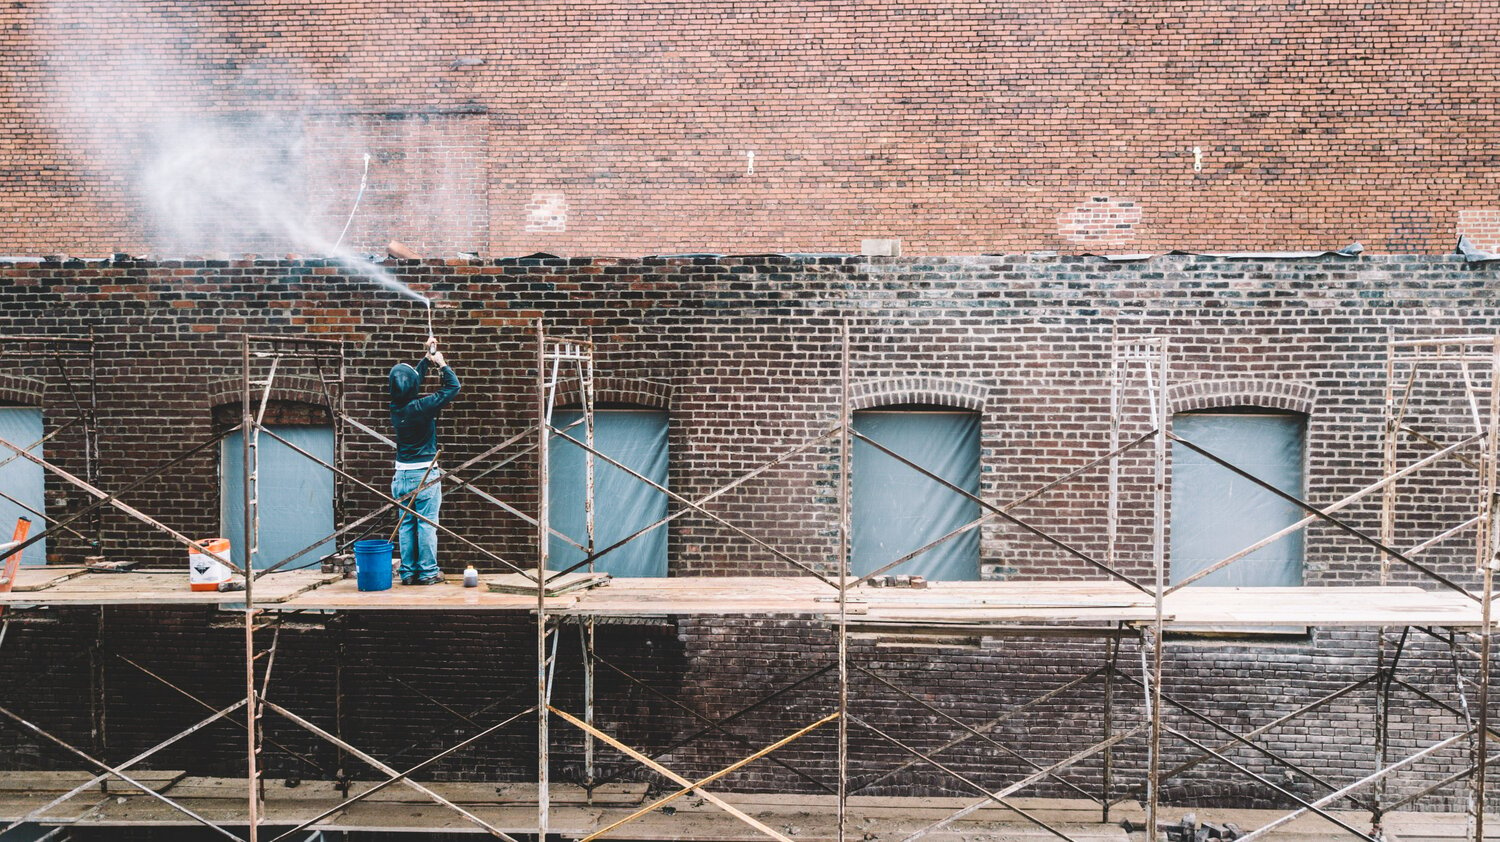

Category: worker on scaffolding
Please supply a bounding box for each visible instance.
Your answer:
[388,336,461,585]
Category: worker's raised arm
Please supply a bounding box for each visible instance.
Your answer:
[434,363,460,405]
[408,348,460,414]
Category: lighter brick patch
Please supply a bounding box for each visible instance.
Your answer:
[1457,209,1500,252]
[525,191,569,233]
[1057,196,1142,247]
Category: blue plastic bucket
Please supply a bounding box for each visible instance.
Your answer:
[353,540,394,591]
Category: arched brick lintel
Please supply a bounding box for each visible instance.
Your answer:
[0,374,45,407]
[556,376,672,411]
[205,376,335,411]
[850,376,989,412]
[1169,378,1318,415]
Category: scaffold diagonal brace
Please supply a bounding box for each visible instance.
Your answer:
[261,699,523,842]
[579,712,838,842]
[265,705,537,842]
[549,704,797,842]
[0,702,245,841]
[0,699,246,838]
[1235,730,1473,842]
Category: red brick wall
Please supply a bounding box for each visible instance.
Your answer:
[1,1,1497,257]
[1,254,1497,814]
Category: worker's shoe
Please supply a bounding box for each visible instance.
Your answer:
[414,573,446,586]
[400,576,416,586]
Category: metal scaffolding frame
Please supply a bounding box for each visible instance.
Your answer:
[0,332,101,563]
[0,324,1494,841]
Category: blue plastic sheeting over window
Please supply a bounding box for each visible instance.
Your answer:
[0,407,45,565]
[853,409,981,581]
[222,426,335,570]
[548,409,669,578]
[1170,412,1306,587]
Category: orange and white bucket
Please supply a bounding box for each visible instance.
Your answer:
[189,538,232,591]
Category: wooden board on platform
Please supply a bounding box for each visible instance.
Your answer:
[489,569,611,596]
[0,775,1136,839]
[0,570,1492,629]
[272,574,576,611]
[550,576,848,616]
[1385,811,1500,840]
[2,565,88,592]
[0,569,340,606]
[0,769,188,827]
[8,774,1495,841]
[132,776,648,806]
[0,769,184,792]
[1162,586,1486,628]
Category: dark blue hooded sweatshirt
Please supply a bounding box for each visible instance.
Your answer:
[388,358,461,465]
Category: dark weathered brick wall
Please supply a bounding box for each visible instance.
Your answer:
[1,253,1498,818]
[2,2,1500,256]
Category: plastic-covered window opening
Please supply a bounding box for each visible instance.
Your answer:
[0,407,45,565]
[548,407,669,578]
[221,425,335,570]
[852,406,981,582]
[1170,409,1307,587]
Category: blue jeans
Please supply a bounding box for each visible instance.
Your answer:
[391,468,442,581]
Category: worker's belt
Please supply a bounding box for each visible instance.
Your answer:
[394,460,436,471]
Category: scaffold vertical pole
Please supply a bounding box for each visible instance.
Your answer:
[1475,336,1500,842]
[582,336,597,801]
[1380,330,1400,590]
[1104,325,1121,824]
[1148,338,1169,838]
[1102,626,1118,822]
[333,337,348,556]
[536,322,551,840]
[335,617,348,797]
[86,325,101,555]
[90,606,106,794]
[1374,329,1397,832]
[241,335,259,842]
[837,318,851,842]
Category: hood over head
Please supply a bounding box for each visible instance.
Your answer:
[389,363,421,405]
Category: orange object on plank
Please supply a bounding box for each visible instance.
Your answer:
[0,517,33,618]
[0,517,32,591]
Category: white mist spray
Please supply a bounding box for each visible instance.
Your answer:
[140,115,430,305]
[45,1,435,307]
